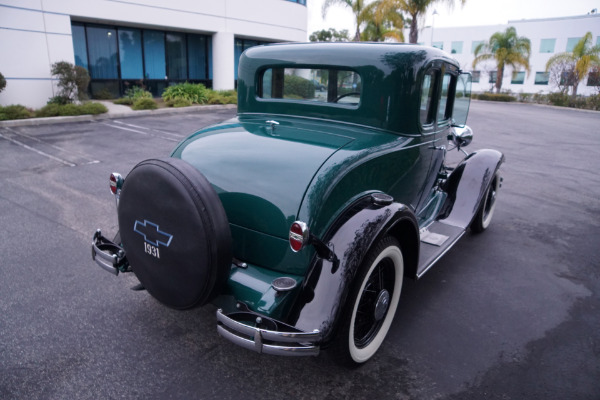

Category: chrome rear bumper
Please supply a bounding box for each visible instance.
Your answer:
[216,309,320,356]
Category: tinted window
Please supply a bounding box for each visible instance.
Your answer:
[437,73,452,123]
[260,68,361,106]
[420,72,436,125]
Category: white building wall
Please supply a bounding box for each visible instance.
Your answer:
[0,0,307,108]
[418,14,600,96]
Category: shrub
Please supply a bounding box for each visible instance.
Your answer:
[132,97,158,110]
[51,61,90,101]
[113,97,134,105]
[162,82,208,104]
[0,72,6,94]
[475,93,516,102]
[547,92,569,107]
[0,104,33,121]
[584,94,600,111]
[283,75,315,99]
[207,90,237,105]
[35,102,107,117]
[166,97,193,108]
[47,95,71,105]
[124,86,152,100]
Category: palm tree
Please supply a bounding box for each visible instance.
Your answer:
[322,0,367,42]
[393,0,466,44]
[360,0,405,42]
[472,27,531,93]
[545,32,600,100]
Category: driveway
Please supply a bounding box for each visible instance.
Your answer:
[0,103,598,399]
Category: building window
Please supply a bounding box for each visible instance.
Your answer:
[566,37,581,52]
[71,24,88,71]
[587,68,600,86]
[143,30,166,79]
[471,40,484,54]
[489,71,497,84]
[534,72,549,85]
[235,38,271,80]
[511,71,525,84]
[539,38,555,53]
[71,22,212,98]
[471,71,481,83]
[285,0,306,4]
[432,41,443,50]
[118,28,143,79]
[451,41,463,54]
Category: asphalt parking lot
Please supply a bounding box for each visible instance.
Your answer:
[1,102,599,399]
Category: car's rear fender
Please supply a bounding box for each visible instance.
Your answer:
[439,149,505,229]
[287,194,419,345]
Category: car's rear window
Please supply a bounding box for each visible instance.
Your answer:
[259,68,361,106]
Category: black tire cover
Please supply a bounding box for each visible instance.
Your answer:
[117,158,231,309]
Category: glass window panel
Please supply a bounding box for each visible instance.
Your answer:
[234,39,244,80]
[118,28,143,79]
[166,32,187,80]
[586,69,600,86]
[188,34,207,80]
[420,72,436,125]
[438,73,452,122]
[471,41,484,54]
[432,41,443,50]
[489,71,497,84]
[511,71,525,84]
[143,30,166,79]
[471,71,480,83]
[71,23,88,70]
[208,36,213,80]
[534,72,549,85]
[260,68,361,107]
[539,38,556,53]
[451,41,463,54]
[566,37,581,52]
[86,26,118,79]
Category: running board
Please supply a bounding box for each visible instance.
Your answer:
[416,222,465,278]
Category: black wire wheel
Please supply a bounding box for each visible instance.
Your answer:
[332,236,404,366]
[471,170,501,233]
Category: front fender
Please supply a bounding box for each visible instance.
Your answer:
[288,195,418,345]
[439,149,504,228]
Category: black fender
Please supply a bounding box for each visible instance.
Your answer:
[287,194,419,346]
[439,149,504,229]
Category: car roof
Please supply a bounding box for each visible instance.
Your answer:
[237,42,459,134]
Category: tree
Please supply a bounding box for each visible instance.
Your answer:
[545,32,600,100]
[51,61,90,102]
[360,0,405,42]
[0,72,6,94]
[472,27,531,93]
[322,0,367,42]
[310,28,351,42]
[394,0,466,44]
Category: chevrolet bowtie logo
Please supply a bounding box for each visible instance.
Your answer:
[133,220,173,247]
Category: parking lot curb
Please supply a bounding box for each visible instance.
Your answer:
[0,104,237,128]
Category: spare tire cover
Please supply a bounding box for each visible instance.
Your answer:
[117,158,231,309]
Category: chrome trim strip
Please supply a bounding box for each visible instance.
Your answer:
[216,309,320,356]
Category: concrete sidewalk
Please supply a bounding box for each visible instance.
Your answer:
[0,101,237,127]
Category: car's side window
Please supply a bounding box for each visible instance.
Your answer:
[437,73,453,124]
[420,71,437,126]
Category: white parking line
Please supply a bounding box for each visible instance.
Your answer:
[2,127,100,165]
[0,132,76,167]
[99,121,179,142]
[113,120,182,138]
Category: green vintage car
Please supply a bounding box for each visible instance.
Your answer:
[92,42,504,365]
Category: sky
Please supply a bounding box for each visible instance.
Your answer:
[307,0,600,38]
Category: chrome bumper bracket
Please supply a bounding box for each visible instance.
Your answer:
[216,309,320,356]
[91,230,127,275]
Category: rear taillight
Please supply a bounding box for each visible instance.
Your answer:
[109,173,123,195]
[289,221,309,252]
